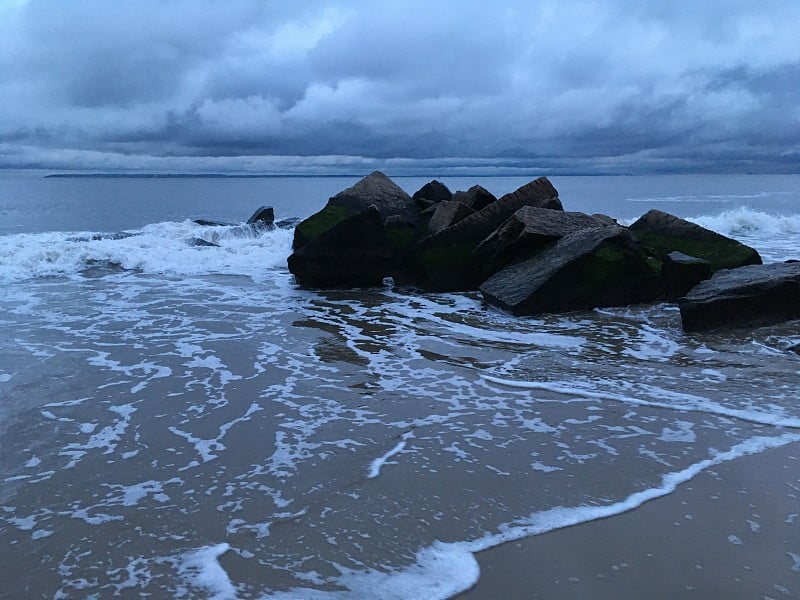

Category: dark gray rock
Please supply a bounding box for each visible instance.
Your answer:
[293,171,413,251]
[591,214,618,226]
[498,178,564,212]
[427,201,476,235]
[678,262,800,332]
[275,217,300,229]
[287,206,394,287]
[475,206,613,275]
[189,237,220,247]
[662,251,712,299]
[453,185,496,212]
[629,209,761,272]
[328,171,413,220]
[68,231,139,242]
[246,206,275,227]
[412,180,452,209]
[193,219,235,227]
[480,226,662,316]
[405,177,563,291]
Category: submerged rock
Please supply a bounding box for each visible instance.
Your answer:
[246,206,275,227]
[189,237,219,247]
[678,262,800,332]
[287,206,394,287]
[629,209,761,272]
[480,225,662,316]
[275,217,300,229]
[193,218,235,227]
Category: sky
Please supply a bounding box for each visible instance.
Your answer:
[1,0,799,175]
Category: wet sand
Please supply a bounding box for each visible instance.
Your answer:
[460,442,800,599]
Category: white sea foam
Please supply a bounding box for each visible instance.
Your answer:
[263,541,480,600]
[367,431,414,479]
[0,221,293,282]
[482,375,800,429]
[689,207,800,239]
[658,420,697,443]
[465,433,800,552]
[690,208,800,262]
[261,433,800,599]
[177,543,236,600]
[619,207,800,262]
[60,403,137,467]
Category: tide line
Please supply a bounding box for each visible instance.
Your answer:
[482,375,800,430]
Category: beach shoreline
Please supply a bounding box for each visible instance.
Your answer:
[459,441,800,599]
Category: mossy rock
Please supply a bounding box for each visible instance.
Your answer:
[629,210,761,272]
[293,205,351,251]
[403,242,481,292]
[632,231,760,272]
[481,226,664,316]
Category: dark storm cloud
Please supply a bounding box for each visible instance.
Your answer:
[1,0,799,173]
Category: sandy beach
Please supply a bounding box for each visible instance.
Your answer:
[460,442,800,599]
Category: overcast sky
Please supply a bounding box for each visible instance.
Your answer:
[1,0,799,174]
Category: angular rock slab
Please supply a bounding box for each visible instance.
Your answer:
[427,200,476,235]
[662,251,712,299]
[288,206,394,287]
[412,180,452,209]
[453,185,496,212]
[246,205,275,227]
[678,262,800,332]
[480,226,662,316]
[630,209,761,272]
[475,206,614,275]
[407,177,562,291]
[329,171,412,217]
[293,171,413,250]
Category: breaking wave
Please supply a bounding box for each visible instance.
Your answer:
[0,220,294,282]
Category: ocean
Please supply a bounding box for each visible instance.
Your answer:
[1,172,799,598]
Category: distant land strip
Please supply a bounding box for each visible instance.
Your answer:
[44,172,626,179]
[44,173,369,179]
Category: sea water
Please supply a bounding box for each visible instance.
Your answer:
[0,173,799,598]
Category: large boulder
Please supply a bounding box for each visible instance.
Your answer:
[287,206,394,287]
[293,171,413,251]
[427,201,476,235]
[475,206,615,276]
[412,180,452,209]
[480,225,662,316]
[405,177,562,291]
[498,178,564,212]
[453,185,496,212]
[661,251,712,299]
[629,209,761,272]
[328,171,413,218]
[678,262,800,332]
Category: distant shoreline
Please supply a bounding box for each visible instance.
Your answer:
[44,172,642,179]
[41,172,786,179]
[43,173,369,179]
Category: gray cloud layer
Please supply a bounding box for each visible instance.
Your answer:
[1,0,799,174]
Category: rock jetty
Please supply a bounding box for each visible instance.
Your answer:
[285,171,795,332]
